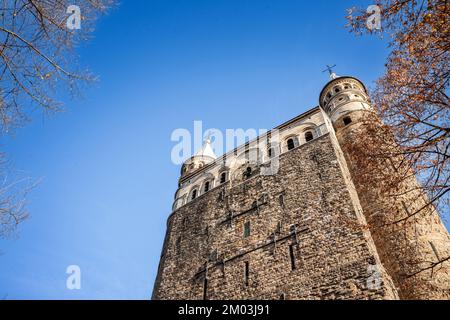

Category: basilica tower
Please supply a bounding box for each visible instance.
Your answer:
[152,72,449,300]
[319,74,450,299]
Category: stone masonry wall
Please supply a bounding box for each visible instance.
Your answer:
[152,134,398,300]
[334,111,450,299]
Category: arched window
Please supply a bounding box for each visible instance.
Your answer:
[191,189,198,200]
[343,116,352,126]
[243,167,252,179]
[267,147,277,158]
[287,139,295,151]
[204,181,210,193]
[305,131,314,142]
[220,172,227,184]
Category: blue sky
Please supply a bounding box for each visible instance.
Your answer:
[1,0,444,300]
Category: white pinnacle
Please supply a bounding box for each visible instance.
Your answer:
[195,138,217,159]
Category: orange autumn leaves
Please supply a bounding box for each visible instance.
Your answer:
[347,0,450,215]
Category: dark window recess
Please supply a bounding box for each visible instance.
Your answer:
[279,194,285,207]
[276,222,282,234]
[268,148,273,158]
[204,181,210,193]
[280,293,286,300]
[289,244,297,270]
[191,189,198,200]
[244,262,250,286]
[244,221,251,238]
[287,139,295,150]
[220,172,227,184]
[289,225,297,234]
[209,250,218,262]
[244,167,252,179]
[203,277,208,300]
[305,132,314,142]
[343,116,352,126]
[176,236,182,252]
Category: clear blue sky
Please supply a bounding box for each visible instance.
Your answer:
[1,0,446,300]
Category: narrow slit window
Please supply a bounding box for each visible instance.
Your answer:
[289,244,296,270]
[244,261,250,286]
[204,181,210,193]
[176,236,182,252]
[203,277,208,300]
[191,189,198,200]
[279,194,285,208]
[244,221,251,238]
[276,222,282,234]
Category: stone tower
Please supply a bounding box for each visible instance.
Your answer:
[319,75,450,299]
[152,74,450,300]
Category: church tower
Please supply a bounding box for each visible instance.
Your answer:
[152,71,449,300]
[319,74,450,299]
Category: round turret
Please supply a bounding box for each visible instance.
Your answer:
[180,139,217,178]
[319,76,372,129]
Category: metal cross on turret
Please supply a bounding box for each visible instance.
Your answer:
[322,64,337,80]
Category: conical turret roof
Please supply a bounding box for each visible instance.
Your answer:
[194,139,217,159]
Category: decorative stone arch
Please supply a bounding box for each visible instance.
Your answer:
[188,185,200,201]
[200,173,215,193]
[302,126,319,143]
[335,93,351,105]
[218,166,230,184]
[283,134,300,152]
[236,147,263,166]
[230,161,260,184]
[333,84,344,94]
[343,82,352,90]
[266,141,280,160]
[172,194,186,211]
[301,124,320,144]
